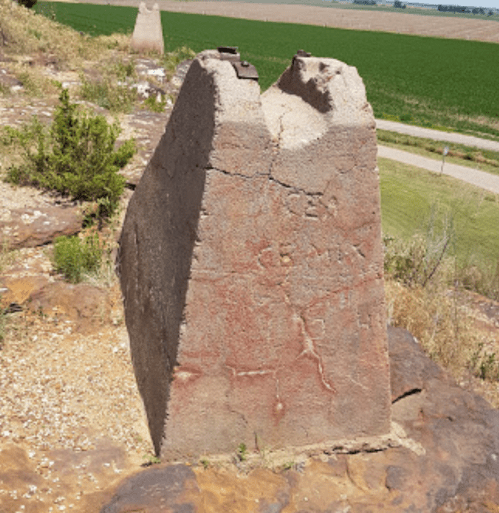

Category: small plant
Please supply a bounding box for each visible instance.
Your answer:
[200,458,210,470]
[142,453,161,466]
[237,443,248,462]
[162,46,196,79]
[78,58,137,113]
[470,343,499,381]
[5,89,135,219]
[52,234,104,284]
[383,214,455,289]
[143,94,169,113]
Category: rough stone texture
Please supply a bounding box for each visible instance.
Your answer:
[130,2,164,55]
[118,50,390,459]
[26,282,110,334]
[100,465,198,513]
[0,205,82,249]
[100,327,499,513]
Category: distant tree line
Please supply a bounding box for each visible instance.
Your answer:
[351,0,493,14]
[437,4,493,15]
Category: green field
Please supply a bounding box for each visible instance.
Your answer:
[379,158,499,267]
[37,2,499,139]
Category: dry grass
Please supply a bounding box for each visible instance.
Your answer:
[383,224,499,386]
[386,280,478,375]
[0,0,101,68]
[385,277,499,404]
[0,0,138,103]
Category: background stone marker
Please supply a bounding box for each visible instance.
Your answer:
[118,49,391,460]
[130,2,164,55]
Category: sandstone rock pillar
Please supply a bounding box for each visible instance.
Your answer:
[118,49,391,460]
[130,2,164,55]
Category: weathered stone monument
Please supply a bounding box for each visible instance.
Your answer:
[130,2,164,55]
[118,48,391,460]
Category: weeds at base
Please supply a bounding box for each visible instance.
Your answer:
[142,453,161,467]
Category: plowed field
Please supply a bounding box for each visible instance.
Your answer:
[91,0,499,44]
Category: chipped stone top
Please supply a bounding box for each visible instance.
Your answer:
[273,55,374,124]
[138,1,159,13]
[184,50,378,193]
[263,56,374,149]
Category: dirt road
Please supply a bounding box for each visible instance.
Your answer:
[376,120,499,153]
[378,145,499,194]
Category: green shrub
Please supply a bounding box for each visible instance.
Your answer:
[52,234,104,283]
[16,0,37,9]
[5,89,135,218]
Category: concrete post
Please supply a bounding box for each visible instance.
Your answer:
[130,2,164,55]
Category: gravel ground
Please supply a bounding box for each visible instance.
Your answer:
[0,64,171,513]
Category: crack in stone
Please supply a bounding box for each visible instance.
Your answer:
[268,173,323,197]
[295,314,336,393]
[206,163,320,198]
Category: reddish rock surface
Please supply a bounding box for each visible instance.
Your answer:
[0,204,82,249]
[118,49,390,459]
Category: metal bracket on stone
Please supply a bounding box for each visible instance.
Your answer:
[232,60,259,81]
[217,46,240,62]
[218,46,258,81]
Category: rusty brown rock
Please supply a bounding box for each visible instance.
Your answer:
[0,205,82,249]
[118,50,391,460]
[0,275,49,309]
[130,2,164,55]
[28,282,109,334]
